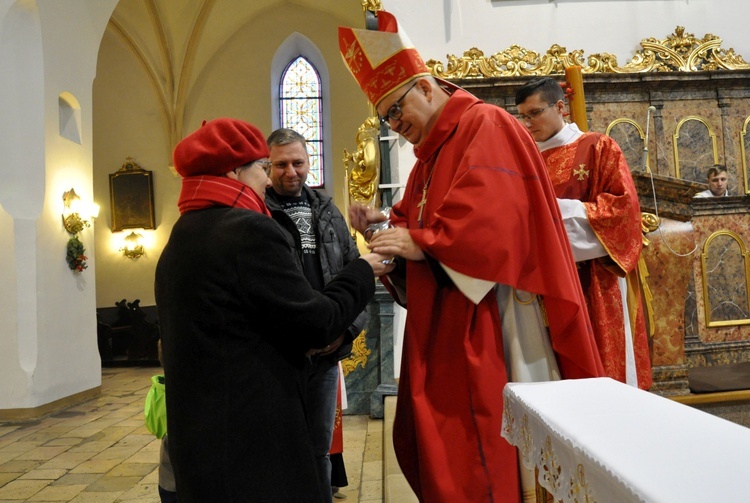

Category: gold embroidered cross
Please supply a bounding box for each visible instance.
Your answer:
[574,164,589,181]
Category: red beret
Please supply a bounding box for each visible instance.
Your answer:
[173,118,270,177]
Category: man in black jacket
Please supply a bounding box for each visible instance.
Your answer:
[266,128,366,502]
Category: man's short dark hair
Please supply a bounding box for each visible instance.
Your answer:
[267,128,307,149]
[515,77,564,106]
[707,164,727,180]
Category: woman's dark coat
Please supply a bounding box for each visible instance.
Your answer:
[155,207,374,502]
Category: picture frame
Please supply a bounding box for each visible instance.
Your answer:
[109,158,156,232]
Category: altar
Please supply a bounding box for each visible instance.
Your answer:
[502,378,750,502]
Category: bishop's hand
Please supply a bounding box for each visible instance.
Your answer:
[369,227,425,262]
[349,203,387,236]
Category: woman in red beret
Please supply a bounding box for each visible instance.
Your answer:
[155,118,392,502]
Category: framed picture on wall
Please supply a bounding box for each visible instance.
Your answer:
[109,158,156,232]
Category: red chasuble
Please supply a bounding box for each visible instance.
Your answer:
[383,90,604,503]
[542,132,652,389]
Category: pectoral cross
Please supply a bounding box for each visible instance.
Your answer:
[417,186,428,224]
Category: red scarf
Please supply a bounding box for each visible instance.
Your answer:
[177,175,271,216]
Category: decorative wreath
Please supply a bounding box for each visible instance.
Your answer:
[66,236,88,273]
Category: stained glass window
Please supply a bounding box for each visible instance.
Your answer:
[280,56,324,187]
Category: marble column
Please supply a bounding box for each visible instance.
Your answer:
[343,283,398,418]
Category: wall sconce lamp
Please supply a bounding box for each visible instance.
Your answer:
[62,188,100,235]
[121,231,145,259]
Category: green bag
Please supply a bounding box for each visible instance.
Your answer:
[144,374,167,439]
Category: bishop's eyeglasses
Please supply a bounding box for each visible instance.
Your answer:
[379,81,419,127]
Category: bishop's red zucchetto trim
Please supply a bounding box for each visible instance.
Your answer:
[339,11,430,107]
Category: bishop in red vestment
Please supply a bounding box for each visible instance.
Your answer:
[340,12,604,503]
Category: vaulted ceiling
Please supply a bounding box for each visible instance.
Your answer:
[103,0,364,150]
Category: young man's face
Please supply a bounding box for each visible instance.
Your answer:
[708,170,728,196]
[269,141,310,197]
[516,93,566,143]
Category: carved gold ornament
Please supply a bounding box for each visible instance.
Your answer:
[426,27,750,79]
[361,0,382,12]
[641,212,660,235]
[341,330,371,377]
[343,116,381,207]
[638,213,659,338]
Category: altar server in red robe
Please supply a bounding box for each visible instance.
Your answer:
[516,77,652,390]
[339,12,605,503]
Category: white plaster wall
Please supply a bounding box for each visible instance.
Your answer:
[0,0,117,410]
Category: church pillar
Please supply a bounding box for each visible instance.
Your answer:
[0,0,117,420]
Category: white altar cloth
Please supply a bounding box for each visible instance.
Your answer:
[501,378,750,502]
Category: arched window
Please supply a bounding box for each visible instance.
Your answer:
[279,56,324,187]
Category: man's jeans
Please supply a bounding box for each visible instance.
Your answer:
[306,356,339,503]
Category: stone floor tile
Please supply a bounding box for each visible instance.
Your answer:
[26,483,86,501]
[337,488,359,501]
[69,458,121,474]
[66,440,115,453]
[360,479,383,499]
[112,434,152,450]
[0,441,45,453]
[116,482,161,502]
[362,460,383,481]
[96,426,139,443]
[37,451,93,470]
[0,471,21,486]
[105,462,157,477]
[43,437,83,447]
[123,449,158,464]
[0,450,20,465]
[0,459,42,473]
[82,475,141,492]
[68,491,122,503]
[0,479,51,499]
[61,429,107,441]
[90,445,141,462]
[14,446,71,461]
[18,468,68,480]
[0,426,22,438]
[50,472,102,486]
[67,491,122,503]
[13,431,60,444]
[138,467,158,485]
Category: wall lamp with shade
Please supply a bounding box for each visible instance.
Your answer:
[62,188,100,235]
[121,231,145,259]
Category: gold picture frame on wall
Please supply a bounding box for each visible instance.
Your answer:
[109,158,155,232]
[701,230,750,328]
